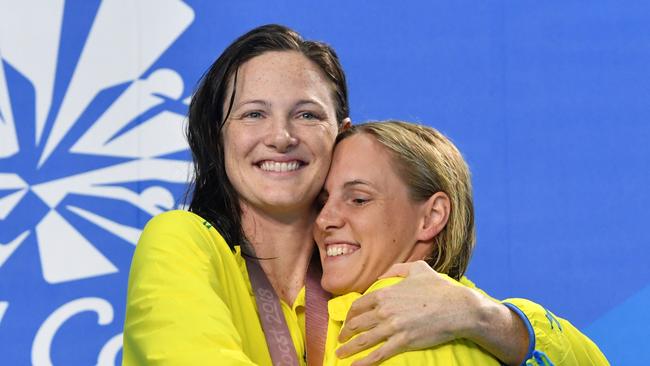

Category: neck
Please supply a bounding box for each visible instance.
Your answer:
[241,203,316,305]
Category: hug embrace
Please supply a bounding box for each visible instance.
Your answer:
[122,24,609,366]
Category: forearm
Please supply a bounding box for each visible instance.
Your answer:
[334,264,609,366]
[464,299,530,366]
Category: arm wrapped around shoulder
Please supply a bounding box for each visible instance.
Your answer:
[334,261,609,366]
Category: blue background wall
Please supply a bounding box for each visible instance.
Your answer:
[1,1,648,364]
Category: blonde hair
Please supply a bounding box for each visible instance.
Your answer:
[336,120,475,280]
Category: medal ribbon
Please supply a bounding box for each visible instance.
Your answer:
[246,251,330,366]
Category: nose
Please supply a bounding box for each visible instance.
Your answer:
[315,198,344,233]
[264,117,298,152]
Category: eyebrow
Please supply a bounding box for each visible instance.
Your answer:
[234,100,271,109]
[343,179,372,189]
[234,99,325,111]
[294,99,325,109]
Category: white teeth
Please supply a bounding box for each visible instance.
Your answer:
[260,161,300,172]
[326,244,358,257]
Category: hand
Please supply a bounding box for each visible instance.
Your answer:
[335,261,479,365]
[336,261,528,366]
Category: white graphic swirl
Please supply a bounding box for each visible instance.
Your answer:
[0,301,8,325]
[0,0,195,285]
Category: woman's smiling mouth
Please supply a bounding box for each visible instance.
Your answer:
[326,243,360,257]
[256,159,306,172]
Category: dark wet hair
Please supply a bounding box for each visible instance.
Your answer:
[186,24,349,249]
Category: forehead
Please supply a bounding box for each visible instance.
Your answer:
[327,134,399,189]
[233,51,334,100]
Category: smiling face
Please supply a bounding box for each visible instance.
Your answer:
[222,51,340,217]
[314,133,436,295]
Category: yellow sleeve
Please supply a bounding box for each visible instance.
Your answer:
[461,277,609,366]
[122,211,259,366]
[502,298,610,366]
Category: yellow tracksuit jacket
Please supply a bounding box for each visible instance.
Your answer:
[122,210,608,365]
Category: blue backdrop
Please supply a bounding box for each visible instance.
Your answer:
[0,1,647,364]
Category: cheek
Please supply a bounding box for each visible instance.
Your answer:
[223,127,254,162]
[354,213,389,255]
[311,123,338,154]
[312,225,324,245]
[222,140,238,175]
[368,210,405,258]
[221,128,235,158]
[308,146,333,187]
[222,130,251,183]
[313,143,335,165]
[315,156,332,181]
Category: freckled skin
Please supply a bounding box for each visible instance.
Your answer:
[222,51,339,217]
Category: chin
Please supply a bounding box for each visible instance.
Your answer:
[322,276,369,296]
[261,196,310,212]
[321,277,353,296]
[267,191,316,208]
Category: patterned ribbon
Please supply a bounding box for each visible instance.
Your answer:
[246,252,330,366]
[306,255,331,366]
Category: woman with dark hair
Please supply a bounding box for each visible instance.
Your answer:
[122,24,606,365]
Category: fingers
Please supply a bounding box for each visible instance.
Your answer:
[377,262,412,279]
[348,333,409,366]
[338,307,380,344]
[341,291,380,337]
[336,322,390,359]
[378,260,432,279]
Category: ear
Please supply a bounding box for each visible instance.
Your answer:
[341,117,352,131]
[416,191,450,242]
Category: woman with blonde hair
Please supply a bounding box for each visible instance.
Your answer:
[315,120,608,365]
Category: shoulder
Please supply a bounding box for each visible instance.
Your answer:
[128,210,244,298]
[136,210,233,264]
[143,209,211,233]
[141,210,225,242]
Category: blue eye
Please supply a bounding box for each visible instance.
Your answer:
[244,111,263,119]
[299,112,318,120]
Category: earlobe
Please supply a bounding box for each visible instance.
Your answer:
[341,118,352,131]
[417,192,450,242]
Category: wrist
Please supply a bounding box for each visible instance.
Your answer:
[502,302,535,365]
[466,295,501,341]
[464,296,531,366]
